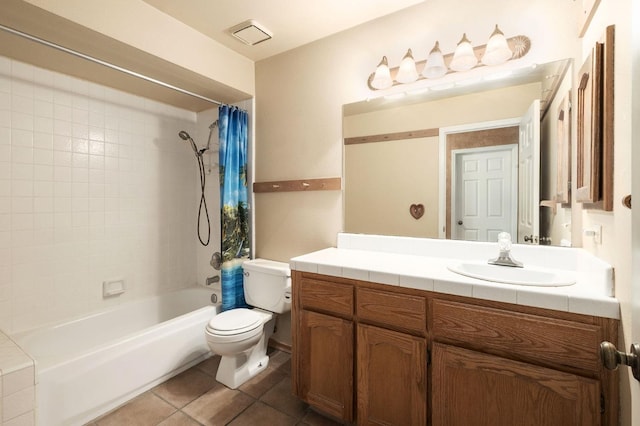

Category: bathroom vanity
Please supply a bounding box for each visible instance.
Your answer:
[290,234,619,425]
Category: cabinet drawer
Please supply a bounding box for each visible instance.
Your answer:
[357,287,426,334]
[431,300,601,373]
[299,277,354,318]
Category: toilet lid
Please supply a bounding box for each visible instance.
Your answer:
[207,308,263,336]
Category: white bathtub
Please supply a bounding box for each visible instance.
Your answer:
[12,287,220,426]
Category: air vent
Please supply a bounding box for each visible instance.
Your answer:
[229,20,272,46]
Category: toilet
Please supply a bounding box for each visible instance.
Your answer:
[205,258,291,389]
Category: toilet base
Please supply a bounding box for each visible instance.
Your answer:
[215,316,276,389]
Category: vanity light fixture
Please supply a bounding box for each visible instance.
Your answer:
[422,41,447,79]
[396,49,419,84]
[481,25,513,66]
[367,25,530,91]
[370,56,393,90]
[450,33,478,71]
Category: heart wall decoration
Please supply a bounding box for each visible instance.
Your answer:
[409,204,425,220]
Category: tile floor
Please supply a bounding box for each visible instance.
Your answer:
[87,349,342,426]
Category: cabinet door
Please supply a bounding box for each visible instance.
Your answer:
[357,324,427,426]
[432,343,600,426]
[297,309,354,422]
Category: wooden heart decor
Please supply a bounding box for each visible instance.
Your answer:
[409,203,425,220]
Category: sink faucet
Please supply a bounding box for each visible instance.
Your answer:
[488,232,523,268]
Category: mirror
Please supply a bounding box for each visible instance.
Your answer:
[343,59,573,247]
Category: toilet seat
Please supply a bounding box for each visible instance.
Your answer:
[206,308,263,336]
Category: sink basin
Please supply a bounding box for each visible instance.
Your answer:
[447,262,576,287]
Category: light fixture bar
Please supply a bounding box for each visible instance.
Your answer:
[367,34,531,91]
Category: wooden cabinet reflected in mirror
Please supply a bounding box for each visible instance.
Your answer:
[556,92,571,205]
[576,25,614,211]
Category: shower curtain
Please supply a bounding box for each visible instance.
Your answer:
[219,105,250,311]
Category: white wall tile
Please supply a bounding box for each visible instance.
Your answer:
[3,410,35,426]
[0,56,203,332]
[2,365,33,396]
[2,386,34,422]
[0,128,9,145]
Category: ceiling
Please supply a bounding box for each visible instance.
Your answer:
[141,0,424,62]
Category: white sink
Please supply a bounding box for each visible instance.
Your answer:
[447,262,576,287]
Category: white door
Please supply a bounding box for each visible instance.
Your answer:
[451,146,517,242]
[518,99,541,244]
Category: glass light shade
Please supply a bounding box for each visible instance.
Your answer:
[481,25,513,66]
[450,33,478,72]
[396,49,419,84]
[370,56,393,90]
[422,41,447,79]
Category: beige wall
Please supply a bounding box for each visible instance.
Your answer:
[345,137,439,238]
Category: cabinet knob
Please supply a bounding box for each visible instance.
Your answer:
[600,341,640,381]
[457,220,463,225]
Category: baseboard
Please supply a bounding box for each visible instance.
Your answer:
[268,338,291,354]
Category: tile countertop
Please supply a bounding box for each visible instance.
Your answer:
[289,233,620,320]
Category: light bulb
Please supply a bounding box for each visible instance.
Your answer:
[422,41,447,79]
[450,33,478,72]
[396,49,419,84]
[370,56,393,90]
[482,25,513,66]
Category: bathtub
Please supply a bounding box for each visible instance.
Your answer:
[12,286,220,426]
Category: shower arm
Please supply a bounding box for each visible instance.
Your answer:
[203,120,219,154]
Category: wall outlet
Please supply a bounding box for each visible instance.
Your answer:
[583,225,602,245]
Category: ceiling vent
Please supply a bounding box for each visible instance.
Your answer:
[229,20,272,46]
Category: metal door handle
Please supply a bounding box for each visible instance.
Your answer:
[600,341,640,381]
[524,235,534,243]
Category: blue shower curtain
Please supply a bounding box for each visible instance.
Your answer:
[218,105,250,311]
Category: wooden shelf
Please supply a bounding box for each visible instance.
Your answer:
[253,177,341,193]
[344,128,439,145]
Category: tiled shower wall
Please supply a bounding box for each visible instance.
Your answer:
[0,55,205,334]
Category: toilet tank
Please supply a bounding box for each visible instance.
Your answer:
[242,259,292,313]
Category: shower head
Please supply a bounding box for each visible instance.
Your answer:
[178,130,200,155]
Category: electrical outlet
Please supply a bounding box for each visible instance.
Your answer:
[584,225,602,244]
[594,225,602,244]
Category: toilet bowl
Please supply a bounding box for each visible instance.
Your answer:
[205,259,291,389]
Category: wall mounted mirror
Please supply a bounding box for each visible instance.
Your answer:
[343,59,573,247]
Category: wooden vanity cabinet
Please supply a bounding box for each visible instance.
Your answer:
[292,272,428,424]
[292,272,355,422]
[292,271,619,426]
[356,286,428,425]
[432,343,600,425]
[430,298,618,426]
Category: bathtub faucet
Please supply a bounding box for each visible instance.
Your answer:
[206,275,220,286]
[488,232,523,268]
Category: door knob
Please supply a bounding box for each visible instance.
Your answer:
[600,341,640,381]
[457,220,463,225]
